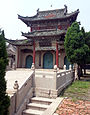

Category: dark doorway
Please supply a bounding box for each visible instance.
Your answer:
[26,55,33,68]
[43,52,53,69]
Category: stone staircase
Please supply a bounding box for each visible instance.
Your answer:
[23,97,55,115]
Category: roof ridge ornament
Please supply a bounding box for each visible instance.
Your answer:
[37,8,39,14]
[64,5,68,15]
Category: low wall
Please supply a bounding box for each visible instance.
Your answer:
[35,71,57,98]
[35,70,74,98]
[35,72,55,89]
[57,70,74,95]
[9,94,16,115]
[9,71,34,115]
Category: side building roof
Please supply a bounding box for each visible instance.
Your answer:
[5,38,33,46]
[18,5,79,26]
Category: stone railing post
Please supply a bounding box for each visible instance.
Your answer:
[31,63,35,70]
[31,63,35,96]
[69,65,72,70]
[63,65,66,70]
[54,65,57,90]
[13,80,19,113]
[13,63,16,70]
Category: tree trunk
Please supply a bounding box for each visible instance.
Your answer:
[84,64,86,75]
[80,65,83,76]
[78,65,80,80]
[74,63,78,80]
[78,65,83,80]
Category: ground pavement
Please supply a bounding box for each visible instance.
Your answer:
[5,69,33,96]
[56,98,90,115]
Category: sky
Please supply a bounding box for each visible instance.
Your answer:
[0,0,90,40]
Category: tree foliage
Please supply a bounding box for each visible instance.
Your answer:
[64,22,89,79]
[85,31,90,64]
[64,22,89,66]
[0,30,10,115]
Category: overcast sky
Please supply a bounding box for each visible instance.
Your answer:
[0,0,90,40]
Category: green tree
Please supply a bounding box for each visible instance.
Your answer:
[64,22,89,79]
[85,31,90,64]
[0,30,10,115]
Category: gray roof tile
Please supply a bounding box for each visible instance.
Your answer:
[22,29,67,38]
[18,7,79,26]
[5,38,33,46]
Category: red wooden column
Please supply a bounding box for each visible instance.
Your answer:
[56,42,58,67]
[17,47,19,68]
[30,27,32,32]
[33,41,35,64]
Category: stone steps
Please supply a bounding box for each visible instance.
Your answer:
[23,109,44,115]
[23,97,55,115]
[31,97,54,105]
[27,103,49,111]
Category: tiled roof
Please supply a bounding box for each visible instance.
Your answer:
[18,6,79,26]
[22,29,67,38]
[5,29,66,45]
[5,38,33,46]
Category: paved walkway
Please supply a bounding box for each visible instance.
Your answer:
[5,69,33,96]
[56,98,90,115]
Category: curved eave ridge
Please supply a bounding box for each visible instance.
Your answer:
[5,38,32,46]
[18,8,79,25]
[22,29,67,38]
[66,9,79,17]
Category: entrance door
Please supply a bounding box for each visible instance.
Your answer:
[43,52,53,69]
[26,55,33,68]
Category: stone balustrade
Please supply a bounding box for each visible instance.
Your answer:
[35,65,74,98]
[9,71,35,115]
[57,70,74,96]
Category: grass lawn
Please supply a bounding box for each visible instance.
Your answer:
[61,80,90,101]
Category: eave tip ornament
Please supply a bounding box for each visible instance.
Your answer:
[64,5,68,15]
[37,8,39,14]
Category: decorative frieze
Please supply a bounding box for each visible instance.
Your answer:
[39,41,51,47]
[31,20,70,31]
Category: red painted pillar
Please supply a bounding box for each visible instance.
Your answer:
[17,47,19,68]
[56,42,58,67]
[30,27,32,32]
[33,41,35,64]
[38,26,40,30]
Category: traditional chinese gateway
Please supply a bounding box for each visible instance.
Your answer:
[6,6,79,69]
